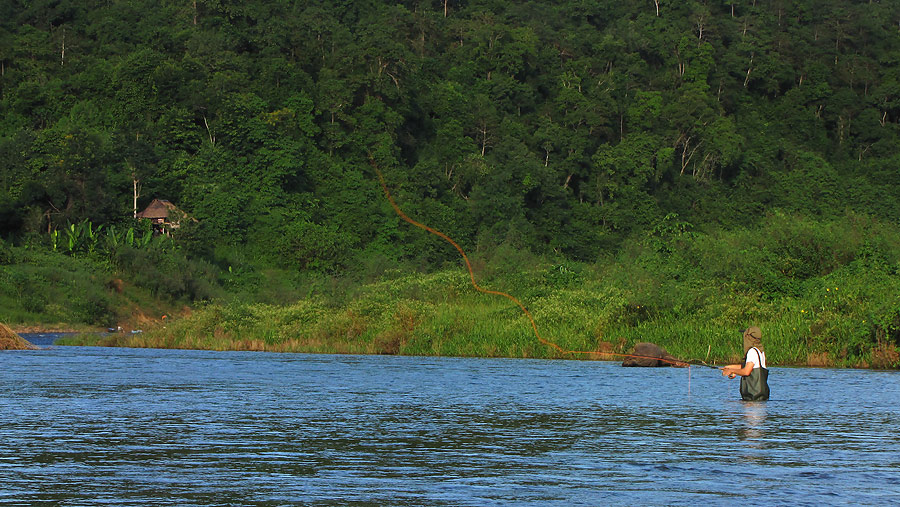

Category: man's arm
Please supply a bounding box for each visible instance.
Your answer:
[721,362,754,378]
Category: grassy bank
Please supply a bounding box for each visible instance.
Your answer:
[0,238,222,331]
[59,212,900,369]
[0,322,38,350]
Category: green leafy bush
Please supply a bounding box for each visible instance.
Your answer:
[114,246,220,302]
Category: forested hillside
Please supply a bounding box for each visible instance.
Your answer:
[3,1,900,366]
[3,0,898,266]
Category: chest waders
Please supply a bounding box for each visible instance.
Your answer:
[739,347,770,401]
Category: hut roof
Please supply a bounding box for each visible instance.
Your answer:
[136,199,180,220]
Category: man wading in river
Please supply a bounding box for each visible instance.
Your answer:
[720,326,770,401]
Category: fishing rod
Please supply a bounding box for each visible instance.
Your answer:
[681,360,721,369]
[371,158,725,369]
[685,344,723,368]
[613,354,720,368]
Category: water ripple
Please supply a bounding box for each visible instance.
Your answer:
[2,342,900,505]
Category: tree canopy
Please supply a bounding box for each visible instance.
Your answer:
[2,0,899,270]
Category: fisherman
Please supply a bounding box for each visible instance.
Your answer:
[721,326,770,401]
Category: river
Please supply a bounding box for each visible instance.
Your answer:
[2,334,899,505]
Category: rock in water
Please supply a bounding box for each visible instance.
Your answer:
[0,323,38,350]
[622,342,681,367]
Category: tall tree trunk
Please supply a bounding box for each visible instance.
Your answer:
[132,171,141,219]
[203,116,215,145]
[744,54,754,87]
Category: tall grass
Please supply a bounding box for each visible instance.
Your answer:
[49,212,900,368]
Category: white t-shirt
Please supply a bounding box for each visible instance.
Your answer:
[746,347,767,369]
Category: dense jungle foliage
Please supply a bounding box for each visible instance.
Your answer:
[3,1,900,365]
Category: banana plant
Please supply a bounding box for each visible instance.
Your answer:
[84,220,103,255]
[137,219,153,248]
[64,222,80,255]
[104,224,127,254]
[105,225,119,249]
[151,233,174,251]
[51,218,167,257]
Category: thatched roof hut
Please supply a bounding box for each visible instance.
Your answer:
[135,199,191,234]
[0,323,38,350]
[136,198,179,221]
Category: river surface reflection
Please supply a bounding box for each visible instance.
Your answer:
[2,335,899,505]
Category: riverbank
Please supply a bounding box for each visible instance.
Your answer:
[57,260,900,369]
[10,212,900,369]
[10,324,99,334]
[0,323,38,350]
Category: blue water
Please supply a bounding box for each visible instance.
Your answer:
[2,335,899,505]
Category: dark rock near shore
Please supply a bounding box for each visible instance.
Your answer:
[622,342,684,367]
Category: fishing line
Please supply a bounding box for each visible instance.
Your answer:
[371,160,720,371]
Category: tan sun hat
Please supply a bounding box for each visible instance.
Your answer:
[741,326,763,352]
[741,327,761,339]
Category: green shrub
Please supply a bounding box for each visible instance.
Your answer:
[114,246,221,302]
[0,238,13,265]
[74,290,115,326]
